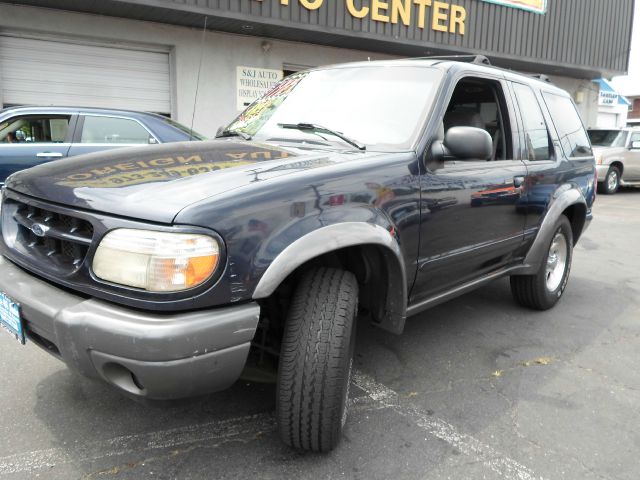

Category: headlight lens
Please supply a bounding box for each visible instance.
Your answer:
[93,229,220,291]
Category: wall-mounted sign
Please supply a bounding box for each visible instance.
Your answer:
[598,91,618,106]
[252,1,467,35]
[481,0,547,14]
[237,66,283,111]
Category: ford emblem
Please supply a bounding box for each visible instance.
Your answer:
[30,223,48,237]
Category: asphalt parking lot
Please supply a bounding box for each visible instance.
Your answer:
[1,190,639,480]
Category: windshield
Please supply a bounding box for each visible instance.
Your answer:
[588,129,627,147]
[225,65,443,151]
[162,117,207,140]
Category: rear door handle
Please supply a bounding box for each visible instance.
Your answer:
[513,176,525,188]
[36,152,64,158]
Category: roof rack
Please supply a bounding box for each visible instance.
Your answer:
[529,74,553,84]
[412,55,491,66]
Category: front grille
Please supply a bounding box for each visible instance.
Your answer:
[7,200,94,274]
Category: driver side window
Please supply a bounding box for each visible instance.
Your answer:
[442,77,513,161]
[0,115,71,144]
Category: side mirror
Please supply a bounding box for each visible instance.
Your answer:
[216,126,225,137]
[444,126,493,160]
[630,141,640,150]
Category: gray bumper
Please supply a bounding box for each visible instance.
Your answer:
[0,256,260,399]
[596,164,610,181]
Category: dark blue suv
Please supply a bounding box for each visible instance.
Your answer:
[0,106,205,184]
[0,58,596,453]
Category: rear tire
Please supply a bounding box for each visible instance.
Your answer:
[511,216,573,310]
[276,267,358,452]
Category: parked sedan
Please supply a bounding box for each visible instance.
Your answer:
[588,127,640,194]
[0,106,205,184]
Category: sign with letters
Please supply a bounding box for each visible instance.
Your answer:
[251,1,468,35]
[237,66,283,111]
[481,0,547,14]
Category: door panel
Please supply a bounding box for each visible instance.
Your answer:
[67,115,155,157]
[412,74,526,303]
[413,159,527,302]
[623,132,640,180]
[0,114,74,184]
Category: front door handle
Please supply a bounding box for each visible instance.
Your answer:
[513,176,525,188]
[36,152,64,158]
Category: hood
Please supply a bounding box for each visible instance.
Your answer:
[5,139,374,223]
[591,146,625,159]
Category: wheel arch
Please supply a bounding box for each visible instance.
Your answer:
[608,161,624,176]
[518,186,587,275]
[252,222,408,334]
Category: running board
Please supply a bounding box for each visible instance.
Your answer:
[406,266,521,318]
[620,180,640,187]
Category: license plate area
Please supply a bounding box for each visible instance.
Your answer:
[0,291,25,344]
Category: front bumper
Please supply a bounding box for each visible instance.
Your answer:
[0,255,260,399]
[596,164,610,181]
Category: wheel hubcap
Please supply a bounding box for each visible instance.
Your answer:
[546,231,568,291]
[607,171,618,190]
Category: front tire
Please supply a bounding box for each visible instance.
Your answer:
[276,267,358,452]
[511,216,573,310]
[600,166,620,194]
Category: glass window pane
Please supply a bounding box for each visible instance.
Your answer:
[81,116,151,144]
[0,116,70,143]
[588,130,627,147]
[227,66,443,151]
[512,84,552,161]
[542,92,592,158]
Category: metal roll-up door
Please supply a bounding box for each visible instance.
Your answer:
[0,36,171,114]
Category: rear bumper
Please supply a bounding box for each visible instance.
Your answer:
[0,255,260,399]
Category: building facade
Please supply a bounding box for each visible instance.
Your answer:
[0,0,635,137]
[594,78,632,129]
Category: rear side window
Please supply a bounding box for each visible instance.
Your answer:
[542,92,593,158]
[80,116,152,144]
[512,83,553,161]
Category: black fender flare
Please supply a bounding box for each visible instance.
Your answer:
[517,186,587,275]
[251,221,408,334]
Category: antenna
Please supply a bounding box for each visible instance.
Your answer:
[190,15,208,141]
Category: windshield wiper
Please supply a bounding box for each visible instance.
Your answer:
[215,129,252,140]
[278,123,366,151]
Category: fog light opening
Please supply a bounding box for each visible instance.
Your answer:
[102,362,146,395]
[131,371,145,390]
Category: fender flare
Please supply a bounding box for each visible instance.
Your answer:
[251,222,408,334]
[518,186,587,275]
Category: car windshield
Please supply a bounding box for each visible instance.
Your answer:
[162,117,207,140]
[588,129,627,147]
[225,65,443,151]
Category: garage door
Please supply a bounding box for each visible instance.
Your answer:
[597,112,618,128]
[0,36,171,114]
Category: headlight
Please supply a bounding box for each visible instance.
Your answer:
[93,229,220,292]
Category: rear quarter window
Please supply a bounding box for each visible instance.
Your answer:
[542,92,592,158]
